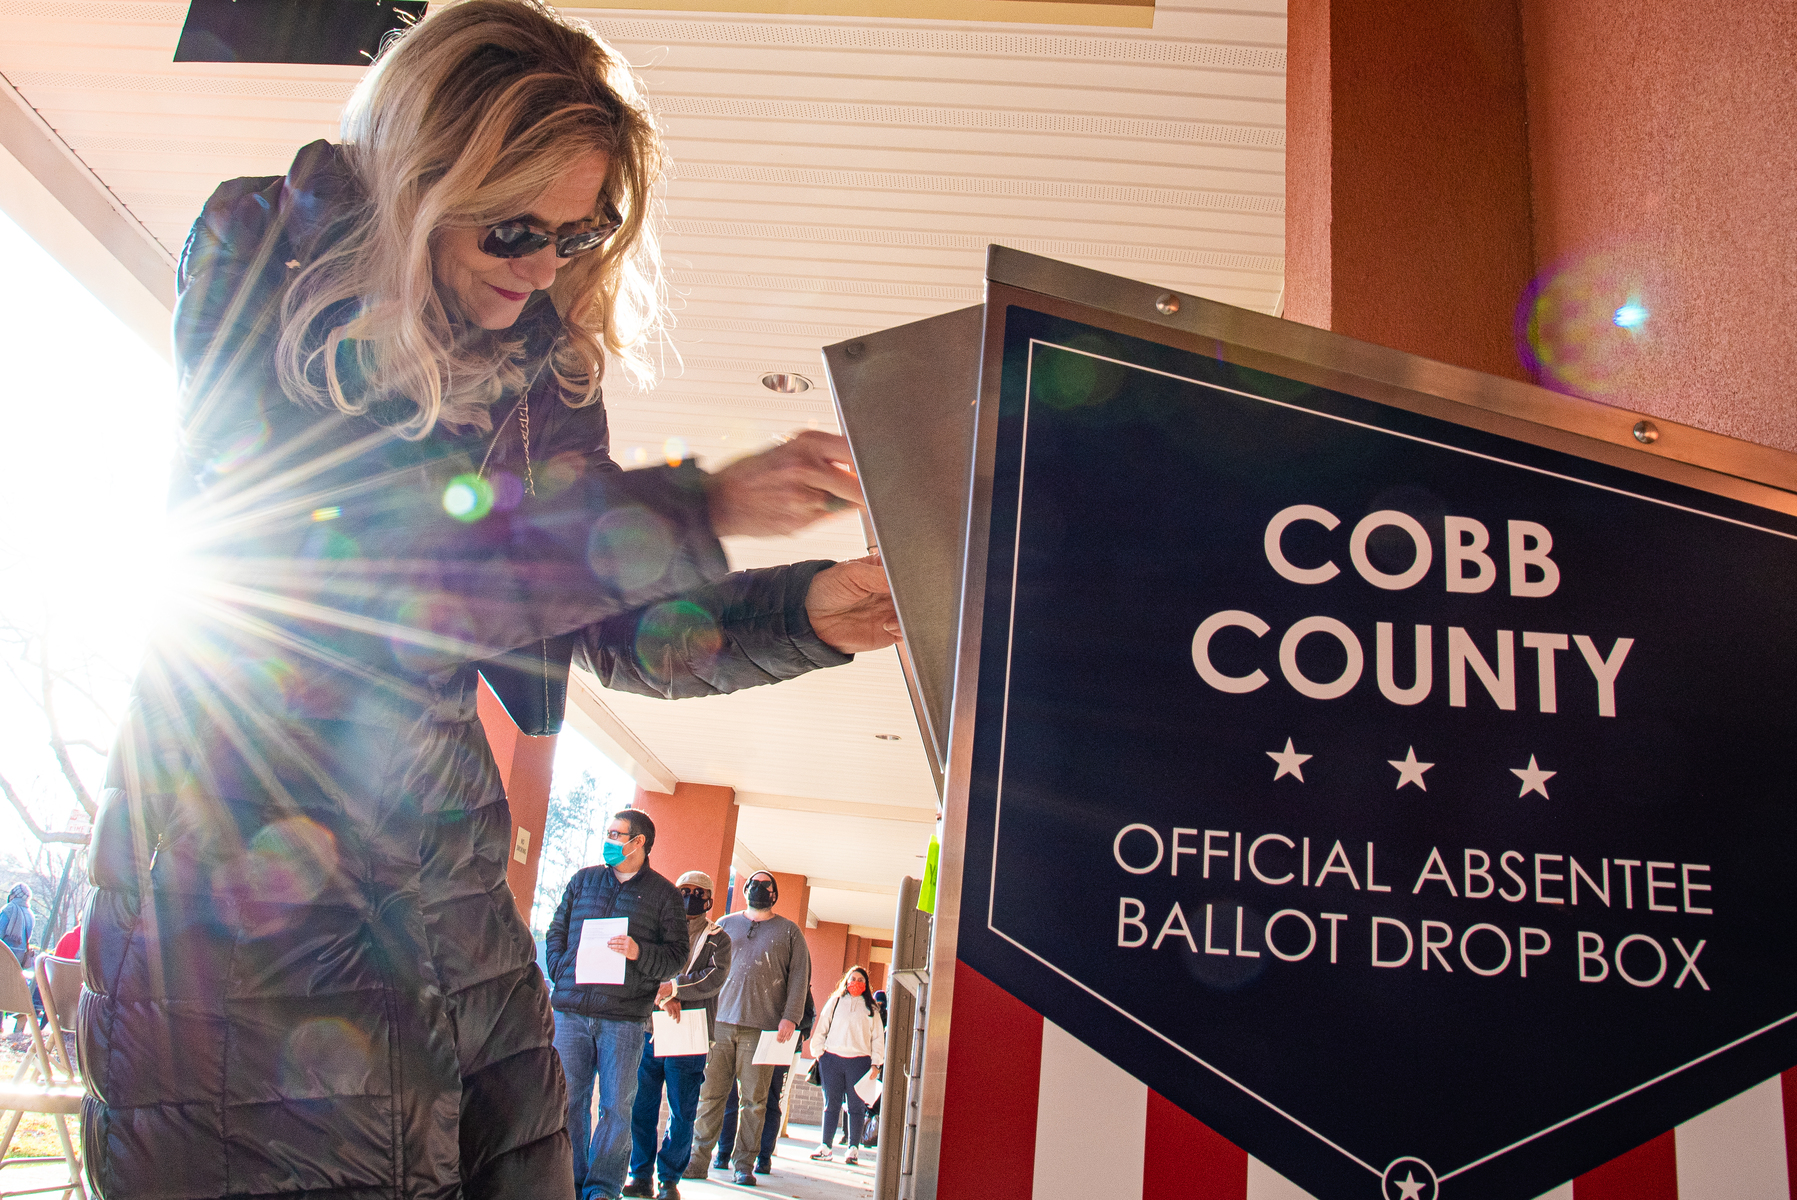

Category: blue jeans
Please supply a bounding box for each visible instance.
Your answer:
[553,1011,647,1200]
[627,1033,706,1184]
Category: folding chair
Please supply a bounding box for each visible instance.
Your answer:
[32,957,81,1086]
[0,945,84,1199]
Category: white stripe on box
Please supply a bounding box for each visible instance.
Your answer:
[1032,1020,1147,1200]
[1676,1075,1791,1200]
[1531,1183,1575,1200]
[1247,1156,1318,1200]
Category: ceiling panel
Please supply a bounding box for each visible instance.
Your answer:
[735,805,933,889]
[809,887,906,929]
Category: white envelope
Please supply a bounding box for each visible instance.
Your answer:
[751,1028,799,1067]
[853,1069,881,1106]
[651,1008,709,1057]
[574,917,628,985]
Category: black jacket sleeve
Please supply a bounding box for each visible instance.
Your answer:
[545,870,582,985]
[632,878,691,985]
[577,561,851,699]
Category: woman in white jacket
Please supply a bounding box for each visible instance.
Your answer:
[807,966,887,1164]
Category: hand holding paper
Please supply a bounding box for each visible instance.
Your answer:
[752,1029,799,1067]
[575,917,629,985]
[652,1008,708,1057]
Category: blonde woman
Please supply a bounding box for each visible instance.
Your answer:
[79,3,898,1197]
[806,966,887,1164]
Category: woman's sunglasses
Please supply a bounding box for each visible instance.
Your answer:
[480,197,622,260]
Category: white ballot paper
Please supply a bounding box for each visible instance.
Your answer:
[574,917,629,985]
[751,1029,798,1067]
[853,1069,881,1106]
[651,1008,709,1057]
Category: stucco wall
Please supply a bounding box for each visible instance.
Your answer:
[1520,0,1797,451]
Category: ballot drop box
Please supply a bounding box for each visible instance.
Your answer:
[826,247,1797,1200]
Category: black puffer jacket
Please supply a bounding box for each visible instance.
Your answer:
[80,141,852,1200]
[544,863,687,1021]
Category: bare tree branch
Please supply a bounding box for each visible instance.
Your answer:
[0,768,89,845]
[40,632,97,818]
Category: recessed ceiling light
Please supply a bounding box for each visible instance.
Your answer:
[874,733,901,741]
[761,373,812,393]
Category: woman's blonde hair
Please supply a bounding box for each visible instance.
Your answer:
[276,0,665,438]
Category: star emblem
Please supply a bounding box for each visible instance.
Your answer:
[1512,755,1556,798]
[1388,746,1434,791]
[1266,738,1312,782]
[1382,1156,1437,1200]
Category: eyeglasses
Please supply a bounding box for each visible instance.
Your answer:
[604,829,636,844]
[677,887,709,898]
[480,197,622,260]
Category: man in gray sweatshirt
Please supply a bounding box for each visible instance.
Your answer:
[688,871,811,1186]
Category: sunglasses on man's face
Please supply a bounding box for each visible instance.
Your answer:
[480,197,623,260]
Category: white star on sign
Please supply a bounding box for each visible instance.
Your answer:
[1266,738,1312,782]
[1395,1172,1426,1200]
[1512,755,1556,798]
[1388,746,1434,791]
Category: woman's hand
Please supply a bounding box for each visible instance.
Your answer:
[704,431,863,537]
[807,556,900,654]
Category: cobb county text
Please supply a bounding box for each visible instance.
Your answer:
[1190,505,1631,715]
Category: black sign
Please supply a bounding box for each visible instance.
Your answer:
[954,305,1797,1199]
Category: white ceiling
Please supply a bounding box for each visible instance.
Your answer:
[0,0,1285,931]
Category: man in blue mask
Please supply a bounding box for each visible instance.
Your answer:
[546,810,690,1200]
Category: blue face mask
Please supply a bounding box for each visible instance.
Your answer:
[603,839,628,867]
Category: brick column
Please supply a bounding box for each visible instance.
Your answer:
[477,679,557,923]
[1286,0,1535,380]
[627,783,737,903]
[804,920,850,1010]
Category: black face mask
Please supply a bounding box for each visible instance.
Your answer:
[683,891,711,917]
[745,879,777,910]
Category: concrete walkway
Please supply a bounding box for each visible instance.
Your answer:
[672,1122,876,1200]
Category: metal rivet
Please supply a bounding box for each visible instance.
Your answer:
[1155,292,1181,316]
[1632,420,1660,445]
[845,342,865,358]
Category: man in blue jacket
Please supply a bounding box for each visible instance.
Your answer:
[547,810,690,1200]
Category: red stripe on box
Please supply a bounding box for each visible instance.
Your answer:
[1574,1129,1678,1200]
[937,961,1045,1200]
[1782,1068,1797,1200]
[1143,1090,1248,1200]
